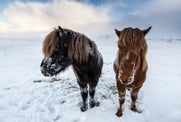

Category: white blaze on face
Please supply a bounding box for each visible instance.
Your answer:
[121,52,130,63]
[126,52,130,60]
[118,52,137,85]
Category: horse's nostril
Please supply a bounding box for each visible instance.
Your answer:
[42,65,47,70]
[122,81,127,84]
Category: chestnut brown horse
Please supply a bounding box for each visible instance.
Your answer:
[113,26,151,117]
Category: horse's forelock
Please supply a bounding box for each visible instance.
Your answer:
[42,30,58,59]
[118,27,148,71]
[42,28,97,63]
[118,28,146,50]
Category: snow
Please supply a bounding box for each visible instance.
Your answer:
[0,37,181,122]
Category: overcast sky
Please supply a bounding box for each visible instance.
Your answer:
[0,0,181,39]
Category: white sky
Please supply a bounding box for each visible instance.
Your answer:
[0,0,181,38]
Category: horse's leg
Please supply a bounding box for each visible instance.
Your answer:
[116,84,126,117]
[78,82,88,112]
[89,81,99,108]
[130,88,140,112]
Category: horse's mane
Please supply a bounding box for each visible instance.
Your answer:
[42,30,58,59]
[42,28,97,62]
[118,27,148,71]
[67,30,97,63]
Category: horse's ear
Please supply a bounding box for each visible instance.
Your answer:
[115,29,121,37]
[58,26,65,36]
[142,26,152,36]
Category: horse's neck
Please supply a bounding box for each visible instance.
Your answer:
[140,57,147,72]
[140,50,147,72]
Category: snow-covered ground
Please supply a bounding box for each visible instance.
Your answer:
[0,37,181,122]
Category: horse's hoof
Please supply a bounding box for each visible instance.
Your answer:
[89,101,100,108]
[80,105,88,112]
[116,110,123,117]
[131,106,136,111]
[131,107,142,113]
[131,106,142,113]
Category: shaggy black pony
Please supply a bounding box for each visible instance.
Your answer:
[40,26,103,112]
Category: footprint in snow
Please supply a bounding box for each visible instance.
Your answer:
[53,115,62,121]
